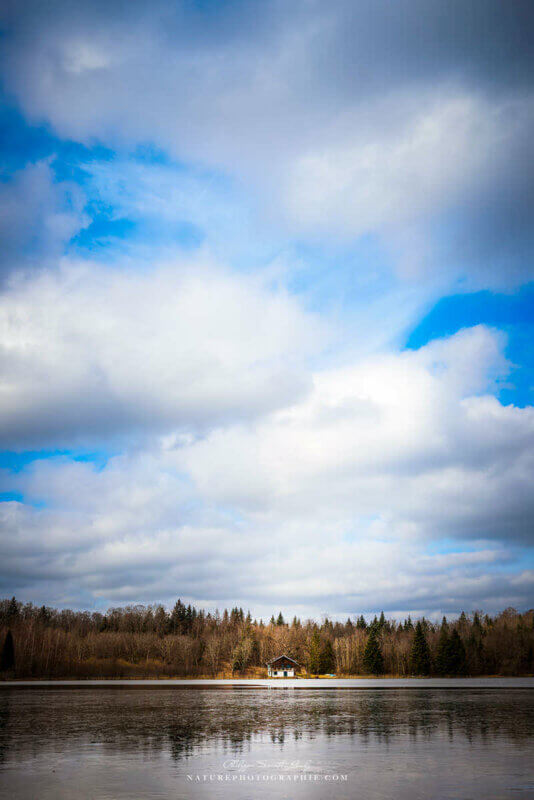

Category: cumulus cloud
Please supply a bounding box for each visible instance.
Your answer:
[1,0,533,285]
[2,324,533,615]
[177,326,534,541]
[0,257,323,448]
[0,0,533,616]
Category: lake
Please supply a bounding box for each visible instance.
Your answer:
[1,681,534,799]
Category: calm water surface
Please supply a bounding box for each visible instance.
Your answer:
[1,686,533,799]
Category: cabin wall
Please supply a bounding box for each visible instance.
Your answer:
[268,667,295,677]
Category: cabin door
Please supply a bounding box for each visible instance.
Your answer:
[283,670,287,677]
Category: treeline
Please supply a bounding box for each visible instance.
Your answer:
[0,597,533,679]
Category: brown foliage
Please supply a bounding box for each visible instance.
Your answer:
[0,599,532,679]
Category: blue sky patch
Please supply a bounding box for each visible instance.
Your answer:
[406,284,534,406]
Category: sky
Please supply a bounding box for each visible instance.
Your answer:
[0,0,533,621]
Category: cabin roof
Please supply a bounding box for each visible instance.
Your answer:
[266,654,300,666]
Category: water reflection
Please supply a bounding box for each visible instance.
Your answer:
[1,688,533,759]
[0,688,533,799]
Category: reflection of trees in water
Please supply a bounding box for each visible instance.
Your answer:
[0,688,533,764]
[0,697,9,764]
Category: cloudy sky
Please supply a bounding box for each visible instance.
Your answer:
[0,0,533,620]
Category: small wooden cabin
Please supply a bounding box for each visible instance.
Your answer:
[266,655,300,677]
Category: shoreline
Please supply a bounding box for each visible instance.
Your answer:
[2,677,534,689]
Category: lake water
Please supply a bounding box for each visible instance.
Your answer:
[1,682,534,799]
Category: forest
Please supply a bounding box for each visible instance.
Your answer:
[1,597,533,679]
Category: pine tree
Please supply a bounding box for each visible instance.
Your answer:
[467,632,485,675]
[0,630,15,672]
[7,597,18,619]
[320,640,335,673]
[448,629,467,674]
[409,621,431,675]
[308,630,322,674]
[38,605,51,626]
[362,629,384,674]
[276,612,285,626]
[171,599,186,634]
[231,644,243,673]
[435,618,450,675]
[250,636,261,666]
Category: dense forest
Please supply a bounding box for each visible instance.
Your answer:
[1,597,533,679]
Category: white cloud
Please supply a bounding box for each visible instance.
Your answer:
[0,257,323,447]
[178,326,523,516]
[0,0,533,616]
[2,324,533,615]
[283,93,485,234]
[2,0,533,286]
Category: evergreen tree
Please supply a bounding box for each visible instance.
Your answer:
[448,629,467,674]
[308,630,322,673]
[231,644,243,673]
[171,599,187,634]
[378,611,386,630]
[362,629,384,674]
[276,612,285,626]
[320,639,335,673]
[0,630,15,672]
[356,615,367,630]
[467,632,485,675]
[270,615,276,626]
[185,604,194,632]
[38,605,51,626]
[409,621,431,675]
[250,636,261,666]
[435,618,450,675]
[7,597,18,619]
